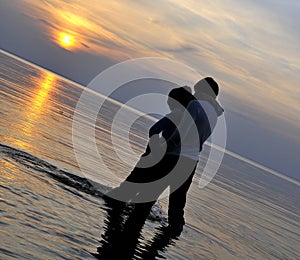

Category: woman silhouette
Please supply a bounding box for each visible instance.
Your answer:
[103,86,196,227]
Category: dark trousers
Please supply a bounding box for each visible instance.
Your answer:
[107,153,198,226]
[168,165,196,225]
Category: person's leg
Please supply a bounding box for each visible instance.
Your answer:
[168,160,197,226]
[127,201,155,226]
[123,155,178,221]
[103,158,151,203]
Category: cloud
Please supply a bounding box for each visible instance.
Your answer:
[80,42,90,49]
[2,0,299,129]
[37,19,55,28]
[156,44,198,53]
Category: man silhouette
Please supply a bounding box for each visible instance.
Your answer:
[165,77,224,227]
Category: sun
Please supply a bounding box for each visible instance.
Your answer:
[58,32,75,49]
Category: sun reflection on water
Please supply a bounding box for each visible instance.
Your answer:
[9,71,56,150]
[31,72,55,110]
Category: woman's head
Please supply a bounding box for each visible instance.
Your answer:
[167,86,196,110]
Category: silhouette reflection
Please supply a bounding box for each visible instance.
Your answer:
[93,201,183,259]
[137,223,183,259]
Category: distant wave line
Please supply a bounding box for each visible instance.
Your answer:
[209,143,300,186]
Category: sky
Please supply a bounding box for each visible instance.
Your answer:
[0,0,299,180]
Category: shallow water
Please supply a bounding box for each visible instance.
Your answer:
[1,51,299,259]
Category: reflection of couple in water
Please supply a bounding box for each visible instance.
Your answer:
[94,77,224,259]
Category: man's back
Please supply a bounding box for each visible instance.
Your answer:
[172,99,218,161]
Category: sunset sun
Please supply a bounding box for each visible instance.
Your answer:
[58,32,75,49]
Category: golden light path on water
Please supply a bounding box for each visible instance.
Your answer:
[11,71,56,150]
[31,73,55,110]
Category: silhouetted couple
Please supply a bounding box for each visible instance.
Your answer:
[103,77,223,229]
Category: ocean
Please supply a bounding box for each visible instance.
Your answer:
[0,50,299,259]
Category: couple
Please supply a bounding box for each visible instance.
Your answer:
[103,77,224,229]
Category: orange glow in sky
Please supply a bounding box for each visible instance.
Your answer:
[58,32,76,50]
[9,0,300,128]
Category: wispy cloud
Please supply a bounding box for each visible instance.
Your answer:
[11,0,300,129]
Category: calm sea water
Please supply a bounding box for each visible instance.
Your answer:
[0,51,299,259]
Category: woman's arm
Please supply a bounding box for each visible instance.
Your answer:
[164,101,200,146]
[149,116,173,137]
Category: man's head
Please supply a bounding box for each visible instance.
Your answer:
[194,77,219,98]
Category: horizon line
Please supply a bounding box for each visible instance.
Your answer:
[1,49,299,187]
